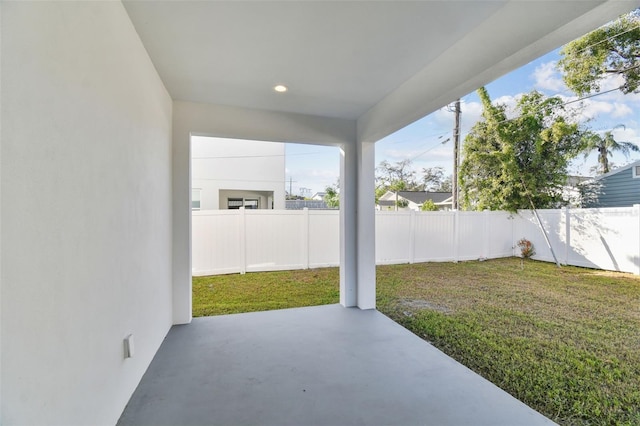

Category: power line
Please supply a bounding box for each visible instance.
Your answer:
[563,85,627,105]
[195,178,286,183]
[576,22,640,55]
[408,137,451,162]
[383,130,450,146]
[488,84,626,129]
[287,176,297,196]
[193,151,325,160]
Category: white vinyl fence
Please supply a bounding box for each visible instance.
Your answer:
[516,207,640,274]
[192,206,640,276]
[192,209,340,276]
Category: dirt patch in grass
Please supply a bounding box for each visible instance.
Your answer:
[398,298,452,314]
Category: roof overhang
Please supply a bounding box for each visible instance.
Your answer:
[123,1,636,143]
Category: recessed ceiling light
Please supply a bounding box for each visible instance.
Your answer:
[274,85,288,93]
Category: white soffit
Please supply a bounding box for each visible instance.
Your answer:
[123,1,637,141]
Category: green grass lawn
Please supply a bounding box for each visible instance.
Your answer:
[192,268,339,316]
[193,258,640,425]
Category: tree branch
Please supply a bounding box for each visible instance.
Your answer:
[604,63,640,74]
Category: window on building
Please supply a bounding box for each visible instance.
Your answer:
[227,198,244,209]
[245,199,259,209]
[227,198,260,209]
[192,189,201,210]
[633,166,640,178]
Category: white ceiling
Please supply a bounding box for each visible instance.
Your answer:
[123,0,636,141]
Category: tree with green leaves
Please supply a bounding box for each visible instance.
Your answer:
[376,159,419,191]
[420,199,439,211]
[558,10,640,96]
[460,87,584,212]
[323,183,339,208]
[375,159,420,210]
[375,161,453,209]
[581,126,639,174]
[389,180,408,210]
[421,166,453,192]
[437,175,452,192]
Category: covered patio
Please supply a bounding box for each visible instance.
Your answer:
[2,1,634,424]
[118,305,553,426]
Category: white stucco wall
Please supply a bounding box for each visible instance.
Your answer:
[0,0,3,417]
[1,2,173,425]
[191,137,286,210]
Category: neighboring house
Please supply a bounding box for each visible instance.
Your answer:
[191,136,286,210]
[563,175,591,207]
[377,191,453,211]
[311,192,326,201]
[582,160,640,207]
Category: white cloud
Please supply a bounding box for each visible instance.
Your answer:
[611,103,633,118]
[612,126,640,145]
[592,75,640,106]
[460,100,483,130]
[431,105,458,128]
[562,95,635,123]
[532,61,566,93]
[307,169,338,179]
[287,167,339,195]
[383,145,451,163]
[494,94,522,117]
[599,73,626,93]
[565,98,614,122]
[530,64,639,125]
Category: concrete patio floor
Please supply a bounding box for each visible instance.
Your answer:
[117,304,555,426]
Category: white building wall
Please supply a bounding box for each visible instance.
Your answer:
[1,2,173,425]
[191,136,285,210]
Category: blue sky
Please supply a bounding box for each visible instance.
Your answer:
[286,46,640,197]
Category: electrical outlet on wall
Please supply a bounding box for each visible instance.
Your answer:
[124,334,134,359]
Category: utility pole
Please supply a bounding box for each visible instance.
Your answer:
[452,98,461,210]
[287,176,297,199]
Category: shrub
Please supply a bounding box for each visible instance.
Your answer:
[421,199,439,211]
[517,238,535,259]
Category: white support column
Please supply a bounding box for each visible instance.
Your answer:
[340,139,376,309]
[356,140,376,309]
[171,129,193,325]
[339,142,357,307]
